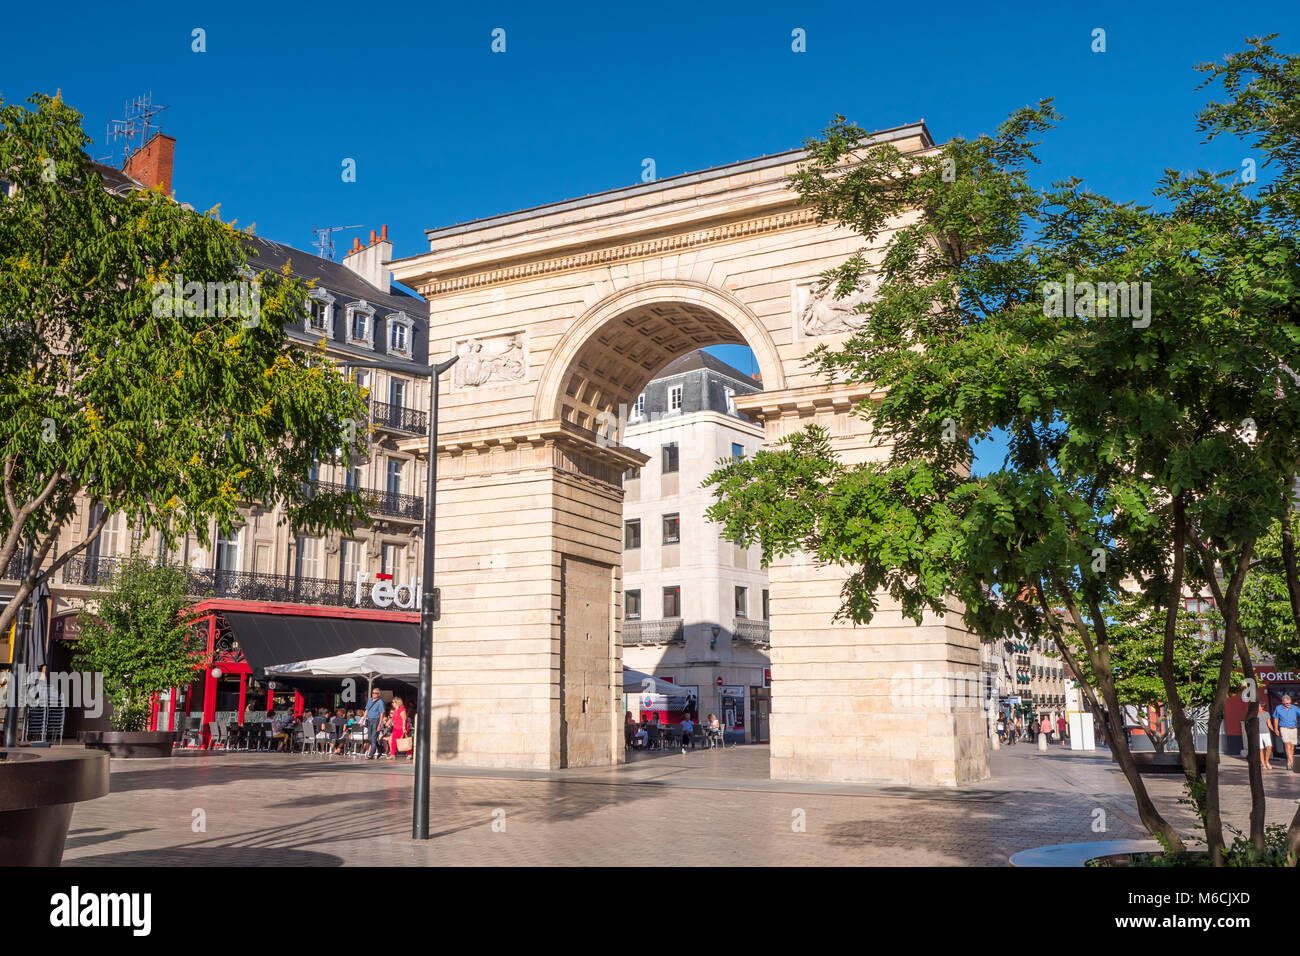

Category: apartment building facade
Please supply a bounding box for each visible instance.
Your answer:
[620,352,772,741]
[0,136,434,737]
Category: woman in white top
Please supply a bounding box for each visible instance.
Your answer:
[1259,698,1274,772]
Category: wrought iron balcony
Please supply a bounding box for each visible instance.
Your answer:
[371,400,428,436]
[1,551,22,581]
[733,619,770,647]
[313,480,424,522]
[61,554,398,611]
[623,618,684,646]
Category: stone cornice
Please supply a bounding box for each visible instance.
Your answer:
[732,381,884,419]
[416,207,822,297]
[400,418,650,471]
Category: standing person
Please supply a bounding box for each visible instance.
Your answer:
[364,688,385,760]
[1271,694,1298,770]
[1030,715,1040,742]
[390,697,408,760]
[1258,694,1274,772]
[1056,713,1068,747]
[996,712,1006,743]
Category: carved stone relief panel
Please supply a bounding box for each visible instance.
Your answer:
[791,274,879,338]
[451,331,527,390]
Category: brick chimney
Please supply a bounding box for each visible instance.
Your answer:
[122,132,176,194]
[342,224,393,290]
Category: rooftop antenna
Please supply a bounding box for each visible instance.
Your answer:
[104,93,169,167]
[312,224,363,261]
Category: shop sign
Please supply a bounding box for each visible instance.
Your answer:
[353,572,421,610]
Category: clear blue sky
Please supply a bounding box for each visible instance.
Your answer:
[4,0,1297,472]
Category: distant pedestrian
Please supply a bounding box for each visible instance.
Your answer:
[364,687,385,759]
[390,697,408,760]
[1271,694,1298,770]
[680,715,695,751]
[1030,716,1040,740]
[996,714,1006,743]
[1057,714,1067,746]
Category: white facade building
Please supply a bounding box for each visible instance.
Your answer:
[620,352,771,741]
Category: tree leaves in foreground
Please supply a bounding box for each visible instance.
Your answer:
[707,37,1300,864]
[73,556,208,732]
[0,92,372,643]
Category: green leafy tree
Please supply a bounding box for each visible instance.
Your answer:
[1240,516,1300,671]
[73,556,208,731]
[707,40,1300,864]
[1073,596,1232,753]
[0,92,370,643]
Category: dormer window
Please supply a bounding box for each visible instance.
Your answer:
[347,301,375,348]
[387,312,412,357]
[306,290,335,336]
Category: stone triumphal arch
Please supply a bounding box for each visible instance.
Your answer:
[391,121,989,786]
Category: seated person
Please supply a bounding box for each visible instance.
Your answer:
[270,713,292,751]
[632,720,649,748]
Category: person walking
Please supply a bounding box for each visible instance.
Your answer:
[389,697,409,760]
[996,713,1006,743]
[1258,697,1274,772]
[1056,713,1068,747]
[1271,694,1298,770]
[364,688,385,760]
[680,714,695,751]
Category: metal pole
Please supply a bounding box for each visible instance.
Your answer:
[3,542,34,747]
[413,354,457,840]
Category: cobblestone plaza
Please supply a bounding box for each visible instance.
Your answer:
[60,745,1298,866]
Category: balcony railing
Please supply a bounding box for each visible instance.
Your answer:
[733,619,770,647]
[314,480,424,522]
[623,619,684,646]
[62,554,394,611]
[1,551,22,581]
[371,400,428,436]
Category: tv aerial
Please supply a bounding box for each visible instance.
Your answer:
[312,224,363,261]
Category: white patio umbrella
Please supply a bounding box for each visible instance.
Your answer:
[264,647,419,698]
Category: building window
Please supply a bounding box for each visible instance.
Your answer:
[631,393,645,422]
[390,377,409,409]
[624,519,641,550]
[669,385,682,411]
[381,543,405,575]
[732,442,744,460]
[662,443,679,474]
[735,586,748,619]
[306,291,334,335]
[663,585,681,618]
[345,464,363,489]
[386,459,404,496]
[387,312,412,356]
[662,513,680,545]
[215,529,241,572]
[295,535,321,579]
[762,588,769,621]
[623,466,640,482]
[340,538,363,583]
[625,589,641,620]
[347,302,375,347]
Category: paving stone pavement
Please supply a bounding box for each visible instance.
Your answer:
[59,743,1300,866]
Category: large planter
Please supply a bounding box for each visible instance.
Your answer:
[0,748,109,865]
[1131,751,1208,775]
[79,730,175,758]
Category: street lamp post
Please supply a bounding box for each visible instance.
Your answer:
[342,352,457,840]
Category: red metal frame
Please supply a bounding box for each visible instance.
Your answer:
[173,600,419,748]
